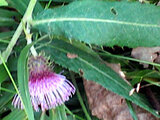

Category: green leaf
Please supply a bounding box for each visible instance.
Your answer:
[0,64,8,84]
[49,105,67,120]
[0,17,16,27]
[0,9,21,19]
[0,9,19,26]
[7,0,43,16]
[126,70,160,86]
[0,31,14,40]
[144,78,160,87]
[0,85,14,112]
[126,100,138,120]
[2,109,26,120]
[0,31,14,44]
[0,0,8,6]
[33,1,160,47]
[70,72,91,120]
[127,70,160,79]
[18,44,34,120]
[38,39,160,118]
[39,0,74,2]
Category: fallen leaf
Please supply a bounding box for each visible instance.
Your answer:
[105,62,130,85]
[84,80,158,120]
[131,47,160,68]
[155,56,160,64]
[83,63,158,120]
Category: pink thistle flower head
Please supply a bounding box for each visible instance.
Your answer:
[12,54,75,112]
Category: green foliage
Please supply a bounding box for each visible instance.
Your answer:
[0,65,8,84]
[39,38,160,117]
[33,1,160,47]
[39,0,74,2]
[49,105,67,120]
[127,70,160,86]
[0,9,19,27]
[126,100,138,120]
[1,0,160,119]
[0,31,14,41]
[0,0,8,6]
[2,109,26,120]
[0,85,14,113]
[7,0,43,16]
[17,44,34,120]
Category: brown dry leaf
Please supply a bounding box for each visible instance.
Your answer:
[131,47,160,68]
[83,63,158,120]
[155,55,160,64]
[105,63,125,78]
[105,63,131,85]
[67,53,78,59]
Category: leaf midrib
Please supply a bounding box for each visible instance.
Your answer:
[48,44,153,107]
[44,41,159,116]
[32,18,160,28]
[48,44,131,92]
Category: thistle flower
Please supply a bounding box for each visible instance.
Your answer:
[12,54,75,112]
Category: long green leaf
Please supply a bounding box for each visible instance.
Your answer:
[0,9,21,19]
[2,109,26,120]
[0,31,14,40]
[49,105,67,120]
[38,39,160,118]
[0,9,19,27]
[0,64,8,84]
[39,0,74,2]
[126,99,138,120]
[0,8,20,27]
[18,44,34,120]
[0,85,14,112]
[7,0,43,16]
[33,1,160,47]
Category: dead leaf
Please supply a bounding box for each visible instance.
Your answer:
[84,80,158,120]
[83,63,158,120]
[155,55,160,64]
[105,62,131,85]
[131,47,160,68]
[67,53,78,59]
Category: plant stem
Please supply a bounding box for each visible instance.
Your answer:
[0,54,22,104]
[70,72,92,120]
[24,21,38,56]
[0,87,16,94]
[0,39,9,44]
[40,111,46,120]
[45,0,52,9]
[0,54,19,93]
[126,99,138,120]
[98,50,160,67]
[143,78,160,87]
[64,105,85,120]
[0,0,37,64]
